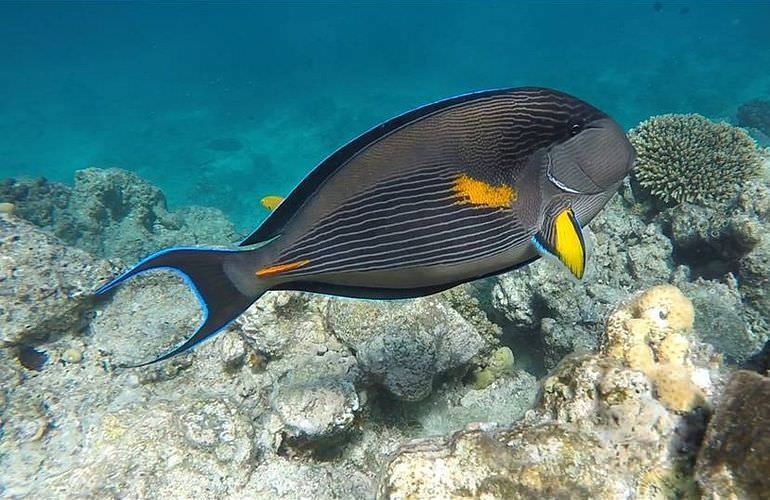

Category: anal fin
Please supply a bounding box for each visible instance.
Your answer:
[532,207,586,279]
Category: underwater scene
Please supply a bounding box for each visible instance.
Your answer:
[1,1,770,498]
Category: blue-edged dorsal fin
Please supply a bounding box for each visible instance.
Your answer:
[239,87,534,247]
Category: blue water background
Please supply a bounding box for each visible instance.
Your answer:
[1,1,769,230]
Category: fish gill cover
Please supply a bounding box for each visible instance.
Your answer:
[1,2,770,499]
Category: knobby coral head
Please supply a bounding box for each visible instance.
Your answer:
[629,113,762,205]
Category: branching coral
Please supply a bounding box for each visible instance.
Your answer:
[629,114,762,205]
[602,285,705,413]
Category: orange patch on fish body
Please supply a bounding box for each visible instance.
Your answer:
[452,174,516,209]
[256,259,310,278]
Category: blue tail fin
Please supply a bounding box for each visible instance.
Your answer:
[95,247,260,366]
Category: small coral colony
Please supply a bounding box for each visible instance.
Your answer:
[630,114,762,204]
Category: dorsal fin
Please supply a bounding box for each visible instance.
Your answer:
[238,87,553,247]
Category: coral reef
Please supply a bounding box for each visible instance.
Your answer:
[0,176,70,226]
[0,168,238,262]
[378,284,728,499]
[742,339,770,375]
[0,210,749,499]
[380,345,711,499]
[485,169,770,375]
[649,176,770,363]
[696,370,770,498]
[666,203,759,271]
[680,278,759,364]
[0,223,376,497]
[1,126,769,497]
[629,114,762,204]
[488,186,681,371]
[738,235,770,316]
[2,217,524,497]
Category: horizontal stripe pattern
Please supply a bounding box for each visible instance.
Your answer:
[273,167,530,276]
[240,88,604,246]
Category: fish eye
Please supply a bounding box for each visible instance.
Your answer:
[570,123,582,136]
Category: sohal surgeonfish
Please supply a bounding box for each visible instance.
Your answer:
[96,87,635,365]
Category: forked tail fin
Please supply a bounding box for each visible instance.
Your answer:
[95,247,262,366]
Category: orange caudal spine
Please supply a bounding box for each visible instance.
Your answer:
[452,175,517,209]
[256,259,310,278]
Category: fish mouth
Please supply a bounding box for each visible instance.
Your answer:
[545,151,605,196]
[546,117,635,195]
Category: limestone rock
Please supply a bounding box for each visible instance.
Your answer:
[0,216,118,346]
[696,370,770,499]
[326,296,486,401]
[379,424,623,499]
[269,351,360,450]
[236,290,329,360]
[681,278,759,364]
[739,235,770,317]
[89,271,202,369]
[37,398,253,497]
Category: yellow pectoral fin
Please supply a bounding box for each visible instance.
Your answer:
[554,209,586,279]
[533,208,586,279]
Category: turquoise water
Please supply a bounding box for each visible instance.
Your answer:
[1,1,769,230]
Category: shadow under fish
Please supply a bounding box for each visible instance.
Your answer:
[96,87,636,366]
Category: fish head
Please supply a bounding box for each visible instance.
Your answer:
[544,116,636,196]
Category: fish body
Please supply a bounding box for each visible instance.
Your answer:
[96,87,635,365]
[260,195,284,212]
